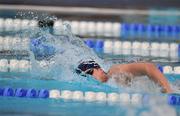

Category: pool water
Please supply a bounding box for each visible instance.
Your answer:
[0,73,179,116]
[0,96,139,116]
[0,20,179,116]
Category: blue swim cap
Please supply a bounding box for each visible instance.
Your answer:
[76,60,101,76]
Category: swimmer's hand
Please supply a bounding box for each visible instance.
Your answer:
[161,87,173,93]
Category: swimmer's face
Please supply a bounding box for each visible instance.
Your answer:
[92,68,108,82]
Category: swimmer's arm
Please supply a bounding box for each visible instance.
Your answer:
[115,62,172,93]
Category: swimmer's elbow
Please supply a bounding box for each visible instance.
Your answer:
[144,62,157,72]
[146,62,156,68]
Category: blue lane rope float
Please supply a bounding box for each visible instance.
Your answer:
[85,39,104,53]
[0,87,179,106]
[178,44,180,57]
[84,39,95,48]
[120,23,180,40]
[157,64,163,73]
[0,58,180,74]
[38,89,49,98]
[3,87,14,96]
[0,88,3,96]
[121,23,130,38]
[15,88,26,97]
[95,40,104,49]
[0,87,49,98]
[26,89,37,98]
[168,94,180,105]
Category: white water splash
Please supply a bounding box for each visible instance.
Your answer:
[107,73,162,93]
[171,80,180,93]
[26,22,109,82]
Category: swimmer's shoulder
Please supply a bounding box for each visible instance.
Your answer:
[109,64,126,70]
[109,64,119,69]
[108,64,123,75]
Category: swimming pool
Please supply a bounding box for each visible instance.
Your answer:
[0,18,179,116]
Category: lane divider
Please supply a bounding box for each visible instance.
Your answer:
[0,36,178,59]
[0,36,55,58]
[0,59,31,72]
[0,36,180,60]
[0,87,179,106]
[0,18,179,40]
[0,36,178,60]
[0,59,180,74]
[0,18,38,32]
[0,87,49,98]
[0,36,29,51]
[0,36,178,58]
[55,20,180,39]
[85,39,179,59]
[121,23,180,40]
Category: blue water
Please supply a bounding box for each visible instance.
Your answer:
[0,74,179,116]
[0,74,179,93]
[0,21,179,116]
[0,97,130,116]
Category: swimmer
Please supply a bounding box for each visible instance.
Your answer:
[75,60,172,93]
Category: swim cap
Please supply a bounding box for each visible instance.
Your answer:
[76,60,101,76]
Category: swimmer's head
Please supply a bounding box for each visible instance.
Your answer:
[76,60,108,82]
